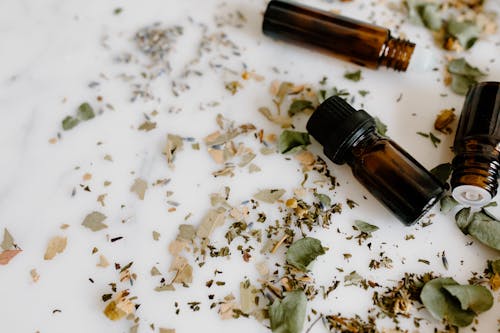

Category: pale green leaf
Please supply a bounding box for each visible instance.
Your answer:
[62,116,79,130]
[286,237,325,271]
[443,284,493,314]
[278,130,311,154]
[440,196,459,214]
[77,102,95,121]
[455,207,471,233]
[254,189,285,204]
[447,19,481,50]
[467,211,500,250]
[354,220,379,234]
[269,290,307,333]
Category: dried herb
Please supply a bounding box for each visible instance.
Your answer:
[288,100,313,117]
[430,163,452,185]
[344,70,362,82]
[434,108,456,134]
[354,220,379,234]
[1,228,15,250]
[278,130,311,154]
[165,134,184,169]
[77,102,95,120]
[286,237,325,272]
[62,116,79,131]
[446,19,481,50]
[269,290,307,333]
[440,196,459,214]
[374,117,387,136]
[82,211,108,231]
[130,178,148,200]
[44,236,67,260]
[447,58,486,95]
[196,208,226,239]
[0,250,22,265]
[405,1,442,31]
[253,189,285,204]
[138,121,156,132]
[466,210,500,250]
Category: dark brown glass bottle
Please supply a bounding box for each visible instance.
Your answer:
[451,82,500,207]
[307,96,444,225]
[263,0,415,71]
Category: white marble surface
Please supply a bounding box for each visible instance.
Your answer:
[1,0,500,332]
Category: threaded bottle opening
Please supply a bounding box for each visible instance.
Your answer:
[379,37,415,71]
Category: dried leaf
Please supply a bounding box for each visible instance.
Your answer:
[77,102,95,121]
[138,120,156,131]
[447,58,486,95]
[269,290,307,333]
[103,292,135,321]
[279,130,311,154]
[169,255,193,284]
[288,100,313,117]
[1,228,14,250]
[344,271,364,286]
[344,70,362,82]
[254,189,285,204]
[467,211,500,250]
[434,109,456,133]
[286,237,325,271]
[196,208,226,239]
[314,193,331,208]
[440,196,459,214]
[374,117,387,136]
[240,281,258,314]
[165,134,184,169]
[155,285,175,292]
[442,285,493,314]
[258,107,293,128]
[130,178,148,200]
[62,116,79,130]
[0,249,22,265]
[354,220,379,234]
[455,207,471,233]
[82,211,108,231]
[44,236,67,260]
[430,163,452,184]
[159,329,175,333]
[446,19,481,50]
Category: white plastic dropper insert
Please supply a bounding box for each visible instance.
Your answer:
[452,185,492,207]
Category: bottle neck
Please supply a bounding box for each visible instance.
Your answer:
[344,129,381,166]
[378,36,415,71]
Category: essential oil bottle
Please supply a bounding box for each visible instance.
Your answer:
[307,96,444,226]
[262,0,416,71]
[451,82,500,207]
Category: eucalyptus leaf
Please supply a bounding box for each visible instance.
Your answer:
[455,207,471,233]
[420,3,442,31]
[447,58,485,95]
[442,285,493,314]
[440,196,459,214]
[254,189,285,204]
[77,102,95,120]
[288,100,313,117]
[354,220,379,234]
[62,116,80,130]
[196,208,226,239]
[430,163,452,184]
[467,211,500,250]
[446,19,481,50]
[420,277,475,327]
[286,237,325,271]
[314,193,331,208]
[279,130,311,154]
[450,74,478,95]
[269,290,307,333]
[82,211,108,231]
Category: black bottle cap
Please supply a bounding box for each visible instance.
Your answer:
[454,81,500,146]
[306,96,375,164]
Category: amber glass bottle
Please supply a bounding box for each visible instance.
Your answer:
[263,0,415,71]
[307,96,444,225]
[451,82,500,207]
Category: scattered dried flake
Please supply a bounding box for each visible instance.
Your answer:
[0,250,22,265]
[196,208,226,239]
[97,254,110,268]
[169,255,193,285]
[155,284,175,292]
[208,148,225,164]
[238,152,256,168]
[151,266,162,276]
[60,224,70,230]
[240,281,258,314]
[258,107,293,128]
[253,189,285,204]
[295,151,315,170]
[138,120,156,131]
[434,108,456,134]
[104,154,113,162]
[130,178,148,200]
[219,294,237,320]
[1,228,15,250]
[82,211,108,231]
[152,231,161,241]
[159,329,175,333]
[97,193,107,207]
[30,269,40,282]
[168,240,189,256]
[256,261,270,277]
[103,290,136,321]
[248,163,261,173]
[44,236,67,260]
[164,134,184,169]
[83,173,92,181]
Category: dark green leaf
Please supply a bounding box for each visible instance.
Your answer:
[420,277,475,327]
[446,19,481,50]
[429,132,441,147]
[344,70,362,82]
[286,237,325,272]
[442,284,493,314]
[358,90,369,97]
[430,163,452,184]
[440,196,459,214]
[374,117,387,136]
[288,100,313,117]
[269,290,307,333]
[354,220,379,234]
[62,116,79,130]
[455,207,471,233]
[77,102,95,121]
[278,130,311,154]
[467,211,500,250]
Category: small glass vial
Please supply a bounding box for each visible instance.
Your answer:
[307,96,444,225]
[451,82,500,207]
[263,0,416,71]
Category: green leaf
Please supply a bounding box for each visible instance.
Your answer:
[442,285,493,314]
[288,100,313,117]
[269,290,307,333]
[286,237,325,272]
[62,116,80,130]
[374,117,387,136]
[440,196,459,214]
[254,189,286,204]
[354,220,379,234]
[467,211,500,250]
[314,193,331,208]
[77,102,95,121]
[450,74,478,96]
[446,19,481,50]
[344,70,362,82]
[455,207,471,233]
[430,163,452,184]
[420,277,475,327]
[420,3,442,31]
[278,130,311,154]
[447,58,485,96]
